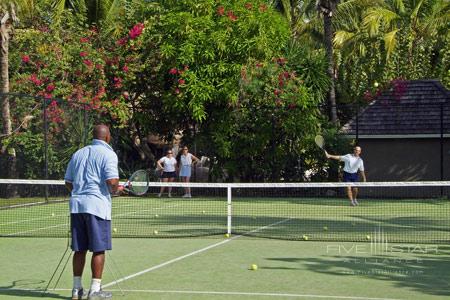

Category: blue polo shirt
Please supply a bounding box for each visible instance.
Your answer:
[64,139,119,220]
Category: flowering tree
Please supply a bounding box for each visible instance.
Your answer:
[5,16,148,177]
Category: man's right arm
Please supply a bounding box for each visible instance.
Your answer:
[106,178,120,194]
[325,151,341,161]
[65,181,73,192]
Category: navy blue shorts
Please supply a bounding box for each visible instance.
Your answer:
[71,213,112,252]
[343,171,359,182]
[161,171,177,178]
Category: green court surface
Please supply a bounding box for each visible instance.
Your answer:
[0,237,449,300]
[2,194,450,244]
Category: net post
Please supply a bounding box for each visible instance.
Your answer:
[227,186,232,235]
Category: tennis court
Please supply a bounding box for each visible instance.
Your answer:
[1,180,450,299]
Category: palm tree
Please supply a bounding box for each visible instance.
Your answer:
[50,0,145,37]
[316,0,340,124]
[0,1,19,179]
[362,0,450,64]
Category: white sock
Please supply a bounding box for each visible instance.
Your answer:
[90,278,102,293]
[73,276,82,289]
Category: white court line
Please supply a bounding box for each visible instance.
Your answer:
[102,218,292,288]
[45,288,404,300]
[4,223,68,236]
[2,202,181,236]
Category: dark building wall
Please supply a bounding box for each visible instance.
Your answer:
[357,138,450,181]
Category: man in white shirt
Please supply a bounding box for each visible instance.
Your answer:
[325,146,366,206]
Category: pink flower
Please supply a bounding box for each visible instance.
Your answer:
[21,55,30,63]
[80,51,88,57]
[184,65,189,71]
[217,6,225,16]
[288,103,297,110]
[113,77,123,89]
[255,62,263,68]
[80,37,89,43]
[175,88,180,94]
[123,91,130,99]
[169,68,178,75]
[122,65,129,72]
[259,4,267,12]
[129,23,144,40]
[30,73,42,86]
[363,90,372,101]
[274,89,281,96]
[227,10,238,21]
[116,37,128,46]
[276,57,287,66]
[245,3,253,10]
[83,59,93,67]
[46,84,55,92]
[178,79,186,85]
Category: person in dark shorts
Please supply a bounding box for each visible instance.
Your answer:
[325,146,366,206]
[65,125,121,300]
[157,149,178,197]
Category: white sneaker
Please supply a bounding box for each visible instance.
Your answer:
[88,289,112,300]
[157,193,162,198]
[182,194,189,198]
[354,199,359,205]
[72,288,87,300]
[187,194,192,198]
[168,193,172,198]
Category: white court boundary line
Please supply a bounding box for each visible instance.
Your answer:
[0,288,404,300]
[102,218,292,289]
[46,288,404,300]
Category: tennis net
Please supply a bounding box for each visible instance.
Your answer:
[1,179,449,244]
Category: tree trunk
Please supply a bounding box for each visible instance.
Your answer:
[0,19,17,179]
[323,13,338,125]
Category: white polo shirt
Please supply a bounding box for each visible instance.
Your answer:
[340,154,364,174]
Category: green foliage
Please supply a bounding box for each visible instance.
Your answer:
[223,58,321,181]
[334,0,450,102]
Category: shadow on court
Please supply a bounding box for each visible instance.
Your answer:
[265,246,450,298]
[0,280,66,299]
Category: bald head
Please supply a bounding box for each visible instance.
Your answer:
[93,125,111,143]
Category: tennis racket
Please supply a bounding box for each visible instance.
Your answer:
[120,169,149,196]
[314,135,325,150]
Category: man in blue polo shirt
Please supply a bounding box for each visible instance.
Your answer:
[325,146,367,206]
[65,125,121,300]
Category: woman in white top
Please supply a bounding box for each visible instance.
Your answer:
[178,146,199,198]
[157,149,178,197]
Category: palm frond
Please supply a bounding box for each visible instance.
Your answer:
[363,7,399,36]
[383,29,398,59]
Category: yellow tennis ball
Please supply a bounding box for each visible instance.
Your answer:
[374,82,379,87]
[323,226,328,231]
[154,230,159,235]
[303,235,309,241]
[225,233,230,238]
[113,228,117,233]
[51,213,55,217]
[202,210,206,214]
[366,235,371,240]
[250,264,258,270]
[155,214,159,218]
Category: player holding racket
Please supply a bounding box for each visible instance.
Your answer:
[64,125,118,300]
[157,149,178,197]
[325,146,366,206]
